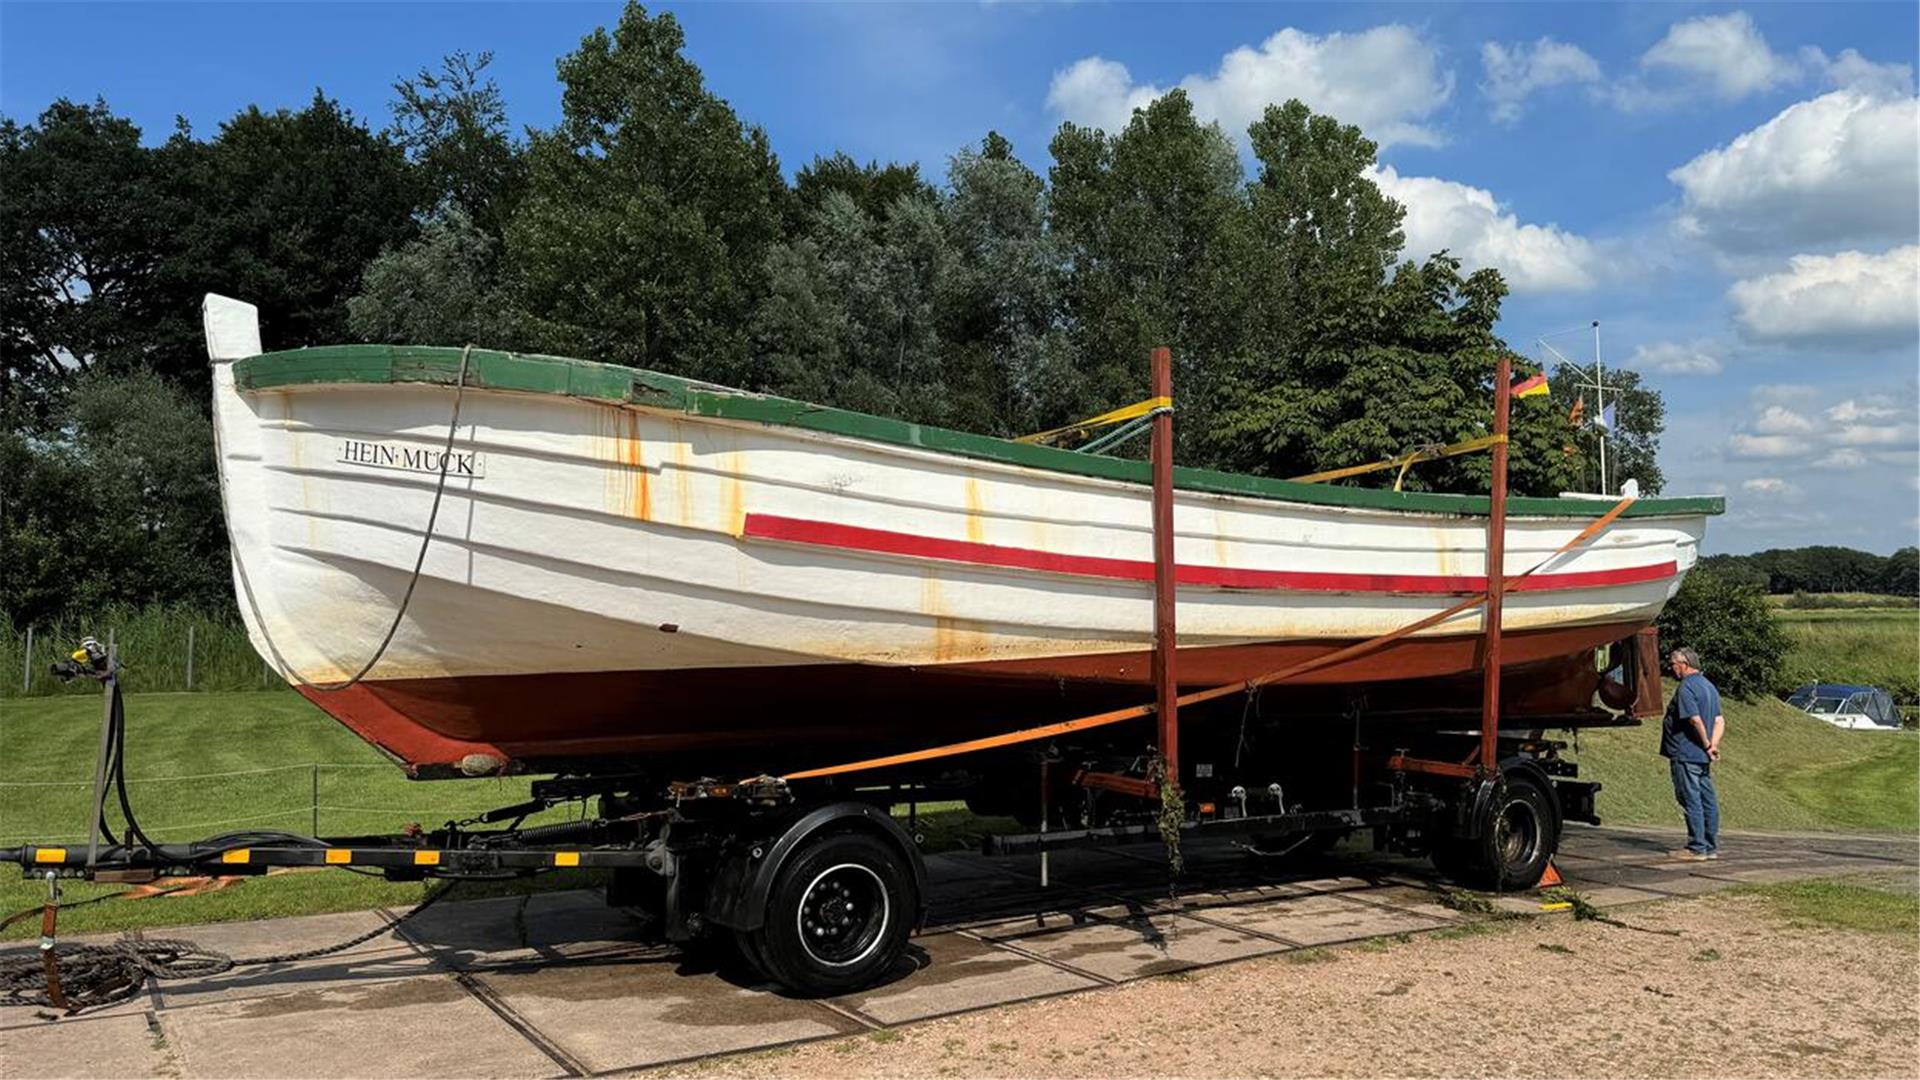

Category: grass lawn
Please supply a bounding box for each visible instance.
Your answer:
[1566,691,1918,833]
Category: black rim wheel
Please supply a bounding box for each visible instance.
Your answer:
[795,862,890,968]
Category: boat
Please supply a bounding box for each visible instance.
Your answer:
[203,295,1722,778]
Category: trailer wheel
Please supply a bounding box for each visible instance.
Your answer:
[1434,772,1560,891]
[743,830,916,996]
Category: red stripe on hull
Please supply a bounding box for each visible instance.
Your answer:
[741,513,1675,595]
[294,619,1647,775]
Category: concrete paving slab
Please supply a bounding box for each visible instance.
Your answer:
[146,911,427,1012]
[158,973,555,1079]
[472,956,861,1072]
[1198,892,1446,946]
[1339,884,1465,923]
[921,853,1100,930]
[1003,911,1286,982]
[392,890,651,968]
[965,909,1116,944]
[830,932,1097,1025]
[0,1011,175,1079]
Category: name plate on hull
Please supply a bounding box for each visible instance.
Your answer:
[337,438,485,478]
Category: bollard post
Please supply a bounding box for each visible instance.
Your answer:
[311,764,320,837]
[185,625,195,690]
[21,626,31,693]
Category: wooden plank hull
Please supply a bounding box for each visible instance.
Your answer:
[202,297,1715,776]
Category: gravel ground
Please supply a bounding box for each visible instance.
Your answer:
[654,889,1920,1079]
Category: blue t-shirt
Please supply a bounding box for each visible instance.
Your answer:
[1662,672,1721,764]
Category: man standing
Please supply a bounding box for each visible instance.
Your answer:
[1662,646,1723,859]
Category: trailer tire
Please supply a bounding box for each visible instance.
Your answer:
[742,830,916,996]
[1435,771,1559,891]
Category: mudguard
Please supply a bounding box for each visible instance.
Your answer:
[703,801,928,933]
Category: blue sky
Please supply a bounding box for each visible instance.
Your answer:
[5,1,1916,555]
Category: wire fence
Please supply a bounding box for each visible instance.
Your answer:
[2,606,273,698]
[0,762,568,846]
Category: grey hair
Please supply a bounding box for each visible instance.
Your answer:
[1670,646,1703,670]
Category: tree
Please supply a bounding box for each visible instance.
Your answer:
[0,372,227,625]
[506,2,786,383]
[1047,91,1249,434]
[1655,567,1791,700]
[0,101,177,422]
[153,92,422,395]
[1547,363,1665,494]
[748,191,957,425]
[347,208,514,346]
[389,50,526,236]
[791,152,933,231]
[937,133,1076,436]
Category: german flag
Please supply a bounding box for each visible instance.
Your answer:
[1513,373,1549,398]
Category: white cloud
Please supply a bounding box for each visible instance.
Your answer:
[1831,423,1915,447]
[1752,405,1815,435]
[1728,246,1920,350]
[1813,447,1869,469]
[1366,165,1600,292]
[1669,90,1919,253]
[1627,340,1724,376]
[1046,25,1452,148]
[1827,397,1902,423]
[1639,12,1801,101]
[1728,433,1811,459]
[1741,477,1799,495]
[1817,48,1916,97]
[1480,38,1602,123]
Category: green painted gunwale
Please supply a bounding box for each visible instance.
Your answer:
[233,344,1724,521]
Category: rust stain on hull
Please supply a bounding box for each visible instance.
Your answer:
[598,406,652,521]
[963,476,986,544]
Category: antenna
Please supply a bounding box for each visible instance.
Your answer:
[1534,320,1624,495]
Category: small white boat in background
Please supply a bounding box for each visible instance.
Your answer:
[203,295,1722,776]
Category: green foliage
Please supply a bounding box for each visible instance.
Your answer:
[506,2,785,383]
[389,50,526,234]
[1,374,228,626]
[1735,878,1919,934]
[791,151,934,228]
[1656,567,1790,699]
[1704,546,1919,597]
[1548,363,1665,494]
[348,208,514,346]
[0,605,265,696]
[1776,610,1918,705]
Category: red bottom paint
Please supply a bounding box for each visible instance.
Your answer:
[299,619,1648,777]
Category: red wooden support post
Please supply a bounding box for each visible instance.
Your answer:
[1481,353,1513,771]
[1150,346,1179,779]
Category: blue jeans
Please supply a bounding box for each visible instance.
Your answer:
[1669,759,1719,853]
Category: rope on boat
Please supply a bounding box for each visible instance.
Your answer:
[779,493,1639,781]
[1014,395,1171,446]
[1289,432,1508,489]
[273,344,474,694]
[0,881,458,1014]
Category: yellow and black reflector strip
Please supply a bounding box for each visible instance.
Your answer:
[33,848,66,864]
[553,851,580,867]
[413,850,441,866]
[221,848,251,864]
[325,849,352,865]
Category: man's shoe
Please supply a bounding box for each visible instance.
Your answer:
[1702,851,1720,860]
[1669,849,1711,861]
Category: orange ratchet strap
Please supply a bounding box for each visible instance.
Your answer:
[781,494,1638,781]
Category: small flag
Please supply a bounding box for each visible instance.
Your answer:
[1567,397,1586,426]
[1513,373,1549,398]
[1596,403,1616,431]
